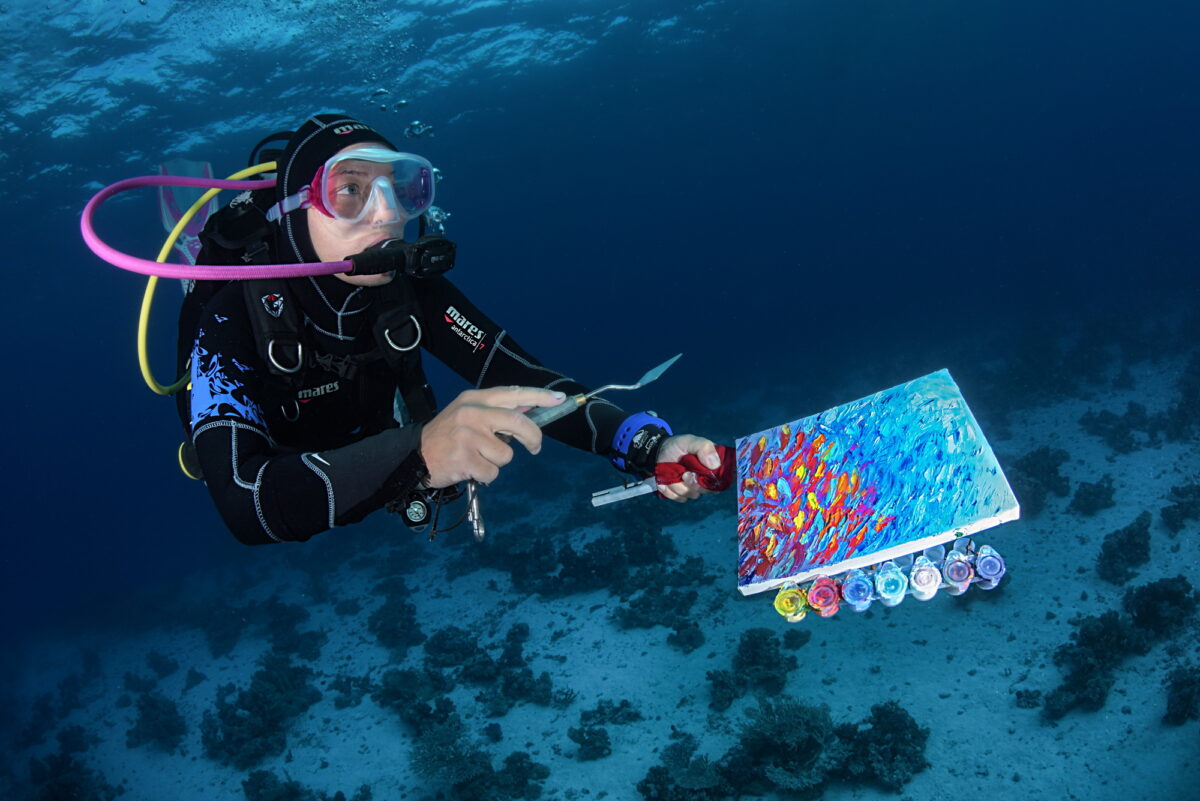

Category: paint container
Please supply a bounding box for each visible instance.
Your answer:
[773,583,809,622]
[973,544,1006,590]
[874,561,908,607]
[941,549,974,595]
[806,576,841,617]
[908,555,942,601]
[840,569,874,613]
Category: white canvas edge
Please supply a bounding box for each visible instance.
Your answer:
[736,504,1020,596]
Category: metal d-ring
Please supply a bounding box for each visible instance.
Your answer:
[268,340,303,373]
[383,315,422,352]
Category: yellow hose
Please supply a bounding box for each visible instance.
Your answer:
[138,162,277,395]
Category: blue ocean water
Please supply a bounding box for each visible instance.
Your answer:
[2,1,1198,799]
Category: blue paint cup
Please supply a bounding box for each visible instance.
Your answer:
[874,561,908,607]
[973,544,1006,590]
[840,569,874,613]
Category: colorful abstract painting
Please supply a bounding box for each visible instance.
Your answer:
[736,369,1019,595]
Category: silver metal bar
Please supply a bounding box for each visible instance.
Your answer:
[524,394,586,429]
[591,477,658,507]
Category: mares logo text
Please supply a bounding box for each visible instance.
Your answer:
[444,306,488,352]
[298,381,340,401]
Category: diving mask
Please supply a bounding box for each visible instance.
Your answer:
[269,146,435,226]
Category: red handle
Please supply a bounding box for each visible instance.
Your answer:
[654,444,736,493]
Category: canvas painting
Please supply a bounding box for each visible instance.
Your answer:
[736,369,1019,595]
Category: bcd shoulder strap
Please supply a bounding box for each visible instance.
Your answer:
[201,189,276,265]
[372,277,437,425]
[242,278,305,381]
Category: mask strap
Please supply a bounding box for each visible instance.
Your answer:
[265,187,311,223]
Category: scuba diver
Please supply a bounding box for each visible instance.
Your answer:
[171,113,725,545]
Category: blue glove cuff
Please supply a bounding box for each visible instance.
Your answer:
[610,412,673,473]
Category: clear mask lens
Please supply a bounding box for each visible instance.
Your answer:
[319,147,434,224]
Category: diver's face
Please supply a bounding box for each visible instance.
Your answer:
[307,142,407,287]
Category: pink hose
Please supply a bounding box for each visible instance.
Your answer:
[80,174,352,279]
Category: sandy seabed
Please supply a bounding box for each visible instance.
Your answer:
[7,352,1198,801]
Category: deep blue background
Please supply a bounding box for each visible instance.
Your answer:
[3,0,1197,640]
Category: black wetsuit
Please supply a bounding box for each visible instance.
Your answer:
[187,272,634,545]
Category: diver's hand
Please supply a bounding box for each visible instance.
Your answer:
[420,386,564,489]
[655,434,722,503]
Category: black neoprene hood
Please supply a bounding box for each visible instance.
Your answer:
[276,113,399,263]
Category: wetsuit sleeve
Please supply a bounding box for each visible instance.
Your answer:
[189,297,428,545]
[414,276,631,457]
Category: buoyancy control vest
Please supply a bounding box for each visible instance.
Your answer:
[174,188,440,472]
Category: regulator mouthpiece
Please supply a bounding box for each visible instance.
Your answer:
[348,235,456,278]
